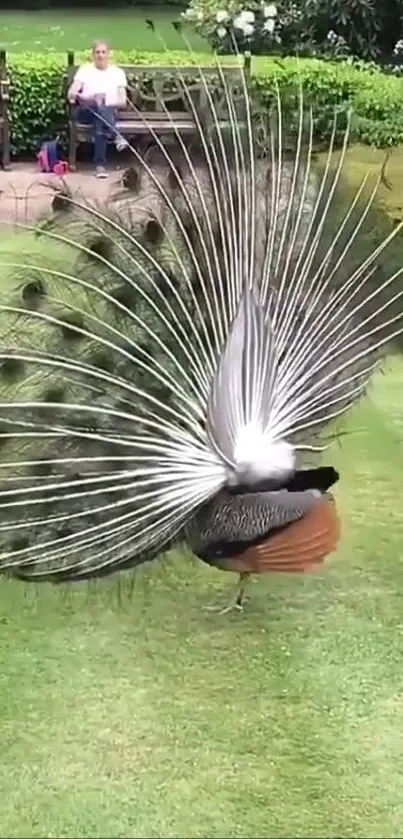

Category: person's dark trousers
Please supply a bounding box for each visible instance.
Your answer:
[74,104,116,166]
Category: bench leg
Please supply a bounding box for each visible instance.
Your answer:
[68,118,77,171]
[2,113,10,170]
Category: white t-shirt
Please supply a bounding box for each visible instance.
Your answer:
[74,63,127,106]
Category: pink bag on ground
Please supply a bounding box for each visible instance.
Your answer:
[37,139,69,176]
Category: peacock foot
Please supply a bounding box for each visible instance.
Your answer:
[205,598,246,615]
[205,574,250,615]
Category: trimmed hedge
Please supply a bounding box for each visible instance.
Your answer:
[6,50,403,154]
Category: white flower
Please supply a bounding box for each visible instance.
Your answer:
[234,10,255,30]
[243,22,254,36]
[184,7,196,17]
[217,25,227,37]
[263,16,275,33]
[216,9,229,22]
[263,2,277,17]
[197,10,204,20]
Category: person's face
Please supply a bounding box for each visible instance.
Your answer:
[93,43,109,69]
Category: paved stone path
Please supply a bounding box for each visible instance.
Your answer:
[0,162,125,228]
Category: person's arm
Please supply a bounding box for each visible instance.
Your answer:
[116,84,127,108]
[67,66,84,104]
[108,68,127,108]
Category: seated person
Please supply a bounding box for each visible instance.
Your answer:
[68,40,128,178]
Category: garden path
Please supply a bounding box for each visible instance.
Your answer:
[0,162,122,226]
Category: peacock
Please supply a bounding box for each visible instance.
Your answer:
[0,44,401,614]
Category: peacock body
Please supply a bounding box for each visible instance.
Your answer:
[0,56,401,610]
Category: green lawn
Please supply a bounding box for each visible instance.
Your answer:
[1,151,403,836]
[0,357,403,837]
[0,8,208,53]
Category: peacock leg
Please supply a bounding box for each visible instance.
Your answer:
[206,572,250,614]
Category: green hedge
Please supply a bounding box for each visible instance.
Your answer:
[6,50,403,155]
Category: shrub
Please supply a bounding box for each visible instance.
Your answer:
[250,56,403,147]
[6,50,403,154]
[303,0,403,63]
[9,53,68,156]
[183,0,403,60]
[183,0,304,55]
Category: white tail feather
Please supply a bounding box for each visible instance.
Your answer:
[0,45,400,580]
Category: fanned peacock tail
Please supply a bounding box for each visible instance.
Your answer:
[0,42,402,583]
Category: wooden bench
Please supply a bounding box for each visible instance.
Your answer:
[0,50,11,169]
[65,50,250,170]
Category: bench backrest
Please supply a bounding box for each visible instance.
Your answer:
[65,51,249,117]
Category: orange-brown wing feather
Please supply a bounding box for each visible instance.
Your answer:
[227,496,340,574]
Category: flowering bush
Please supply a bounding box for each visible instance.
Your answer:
[181,0,354,56]
[182,0,403,61]
[182,1,293,55]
